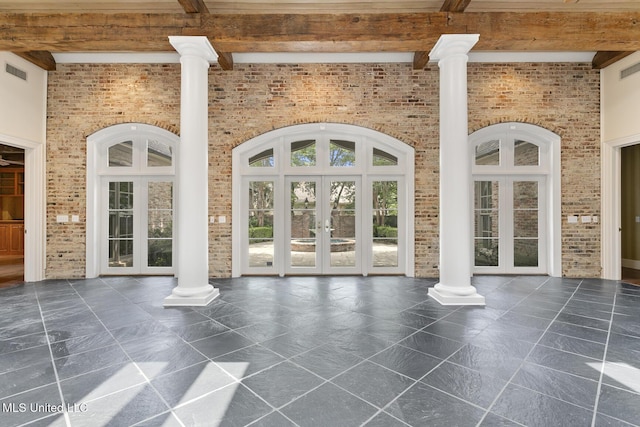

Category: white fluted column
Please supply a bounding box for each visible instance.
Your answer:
[164,36,219,307]
[428,34,485,306]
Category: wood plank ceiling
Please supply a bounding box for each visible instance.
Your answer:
[0,0,638,71]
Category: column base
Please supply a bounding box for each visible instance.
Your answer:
[163,284,220,307]
[428,283,485,306]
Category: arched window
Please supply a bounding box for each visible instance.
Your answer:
[470,122,561,275]
[86,124,178,277]
[232,123,415,277]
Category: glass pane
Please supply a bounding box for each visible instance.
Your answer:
[148,239,172,267]
[249,181,275,268]
[291,140,316,167]
[513,181,538,209]
[514,239,538,267]
[474,181,499,267]
[109,240,133,267]
[373,148,398,166]
[330,139,356,167]
[514,210,538,238]
[249,148,274,167]
[475,140,500,166]
[108,141,133,167]
[149,211,172,238]
[147,181,173,268]
[372,181,398,267]
[148,181,173,210]
[513,180,538,267]
[514,140,539,166]
[330,180,356,267]
[109,212,133,239]
[147,139,172,167]
[290,180,316,268]
[475,239,499,267]
[108,181,134,268]
[109,181,134,210]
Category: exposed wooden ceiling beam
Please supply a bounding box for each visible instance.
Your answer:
[440,0,472,12]
[592,51,635,69]
[1,12,639,54]
[12,50,56,71]
[412,1,472,69]
[215,49,234,70]
[177,0,209,14]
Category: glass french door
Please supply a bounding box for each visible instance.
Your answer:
[286,176,361,274]
[102,177,175,275]
[473,177,546,274]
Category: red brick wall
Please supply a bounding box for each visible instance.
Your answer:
[45,61,599,278]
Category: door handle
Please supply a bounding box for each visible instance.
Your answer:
[325,219,330,233]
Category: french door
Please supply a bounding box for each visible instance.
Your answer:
[286,176,361,275]
[473,176,546,274]
[101,177,175,275]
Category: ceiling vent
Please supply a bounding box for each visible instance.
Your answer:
[620,62,640,80]
[5,63,27,81]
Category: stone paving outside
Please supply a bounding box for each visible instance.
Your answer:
[249,242,399,268]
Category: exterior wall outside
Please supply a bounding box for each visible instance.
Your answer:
[46,61,599,278]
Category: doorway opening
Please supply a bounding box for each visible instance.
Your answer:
[233,123,415,277]
[86,124,178,277]
[621,144,640,285]
[0,144,24,288]
[469,122,562,276]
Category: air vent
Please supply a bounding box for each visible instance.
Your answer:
[621,62,640,80]
[5,63,27,81]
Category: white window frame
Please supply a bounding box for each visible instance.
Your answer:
[470,122,561,276]
[86,123,178,277]
[232,123,415,277]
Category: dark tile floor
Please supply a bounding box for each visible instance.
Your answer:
[1,275,639,427]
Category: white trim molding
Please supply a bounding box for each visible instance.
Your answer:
[601,133,640,280]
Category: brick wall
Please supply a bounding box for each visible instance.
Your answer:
[46,61,599,278]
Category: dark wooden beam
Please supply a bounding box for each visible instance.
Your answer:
[12,50,56,71]
[177,0,209,14]
[413,51,430,70]
[1,12,640,54]
[440,0,472,12]
[592,51,635,69]
[214,49,234,70]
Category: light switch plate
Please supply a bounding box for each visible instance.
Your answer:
[568,215,578,224]
[56,215,69,223]
[581,216,592,223]
[218,216,226,223]
[71,215,80,223]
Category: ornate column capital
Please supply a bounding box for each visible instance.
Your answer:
[429,34,479,63]
[169,36,218,62]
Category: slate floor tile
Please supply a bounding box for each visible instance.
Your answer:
[421,361,507,408]
[213,344,286,380]
[281,382,377,427]
[151,361,236,407]
[596,384,640,425]
[333,361,415,408]
[2,275,639,427]
[242,361,323,408]
[173,383,272,427]
[386,382,485,427]
[290,342,363,380]
[490,384,594,427]
[370,344,442,380]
